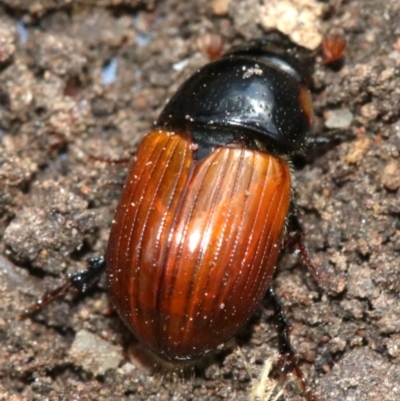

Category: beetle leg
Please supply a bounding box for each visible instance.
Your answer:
[88,153,132,164]
[286,196,321,283]
[267,287,321,401]
[19,256,105,320]
[300,130,355,164]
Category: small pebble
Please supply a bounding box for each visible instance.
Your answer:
[325,108,353,129]
[69,329,123,376]
[381,160,400,191]
[212,0,232,16]
[259,0,324,50]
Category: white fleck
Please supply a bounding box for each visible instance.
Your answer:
[172,58,189,71]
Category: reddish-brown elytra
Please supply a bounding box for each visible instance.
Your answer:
[106,39,315,363]
[107,130,291,361]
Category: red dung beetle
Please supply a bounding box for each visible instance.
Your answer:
[20,39,323,399]
[106,41,314,364]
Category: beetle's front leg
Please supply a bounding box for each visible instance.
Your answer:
[19,256,106,320]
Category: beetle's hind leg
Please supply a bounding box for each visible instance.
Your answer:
[19,256,106,320]
[267,287,321,401]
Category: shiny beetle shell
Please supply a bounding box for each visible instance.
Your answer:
[107,130,291,361]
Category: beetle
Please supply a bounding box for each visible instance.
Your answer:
[20,38,322,399]
[106,39,315,363]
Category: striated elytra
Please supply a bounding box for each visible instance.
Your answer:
[106,40,314,363]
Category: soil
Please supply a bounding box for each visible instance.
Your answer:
[0,0,400,400]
